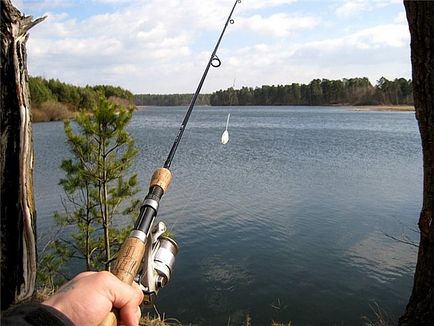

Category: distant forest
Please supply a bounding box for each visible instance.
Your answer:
[210,77,413,106]
[134,93,210,106]
[29,76,413,121]
[135,77,413,107]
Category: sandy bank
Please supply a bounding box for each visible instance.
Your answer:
[351,105,415,112]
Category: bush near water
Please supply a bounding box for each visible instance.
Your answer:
[29,76,135,122]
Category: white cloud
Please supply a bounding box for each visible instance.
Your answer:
[336,0,401,17]
[236,13,319,37]
[336,0,366,17]
[296,23,409,52]
[348,24,409,48]
[242,0,298,10]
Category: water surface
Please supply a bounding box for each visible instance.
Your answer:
[34,106,422,325]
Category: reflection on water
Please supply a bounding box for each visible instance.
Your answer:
[34,106,421,325]
[347,231,416,284]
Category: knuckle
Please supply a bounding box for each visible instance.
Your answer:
[96,271,114,284]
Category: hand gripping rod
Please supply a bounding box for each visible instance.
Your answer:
[99,1,241,325]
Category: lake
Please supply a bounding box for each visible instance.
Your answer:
[34,106,422,325]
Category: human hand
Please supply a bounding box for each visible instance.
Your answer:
[43,271,144,326]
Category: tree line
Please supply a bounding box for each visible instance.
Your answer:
[31,76,413,117]
[134,93,210,106]
[29,76,134,108]
[210,77,413,106]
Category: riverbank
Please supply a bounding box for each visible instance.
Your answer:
[351,105,415,112]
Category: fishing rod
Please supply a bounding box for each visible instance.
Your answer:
[165,0,241,169]
[100,1,241,325]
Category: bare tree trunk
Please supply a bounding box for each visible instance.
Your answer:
[1,0,45,310]
[400,1,434,325]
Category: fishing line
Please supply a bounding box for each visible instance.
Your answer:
[163,0,242,169]
[166,127,230,232]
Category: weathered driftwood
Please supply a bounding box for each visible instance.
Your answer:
[1,0,45,310]
[400,1,434,325]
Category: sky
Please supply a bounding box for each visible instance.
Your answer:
[15,0,411,94]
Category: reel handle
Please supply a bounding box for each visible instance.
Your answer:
[98,168,172,326]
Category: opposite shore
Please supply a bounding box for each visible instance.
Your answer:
[350,105,415,112]
[32,104,415,123]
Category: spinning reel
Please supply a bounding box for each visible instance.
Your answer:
[135,221,179,307]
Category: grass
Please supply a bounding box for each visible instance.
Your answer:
[33,287,391,326]
[140,315,182,326]
[32,287,55,302]
[31,96,134,122]
[140,313,292,326]
[362,303,393,326]
[32,100,76,122]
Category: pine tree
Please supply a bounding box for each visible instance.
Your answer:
[39,96,140,282]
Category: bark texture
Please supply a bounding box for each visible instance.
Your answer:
[400,1,434,325]
[1,0,45,310]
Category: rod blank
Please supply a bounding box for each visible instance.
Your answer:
[164,0,241,169]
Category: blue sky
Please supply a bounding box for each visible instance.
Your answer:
[16,0,411,94]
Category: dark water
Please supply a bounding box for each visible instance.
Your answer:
[34,106,422,326]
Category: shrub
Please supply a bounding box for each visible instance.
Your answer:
[32,100,76,122]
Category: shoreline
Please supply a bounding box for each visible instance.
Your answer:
[32,104,416,122]
[350,105,414,112]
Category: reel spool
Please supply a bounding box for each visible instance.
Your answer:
[137,222,179,307]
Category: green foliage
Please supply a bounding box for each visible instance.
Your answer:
[134,93,211,106]
[37,239,73,289]
[29,76,135,120]
[29,76,55,106]
[209,77,413,106]
[39,95,140,281]
[93,85,134,102]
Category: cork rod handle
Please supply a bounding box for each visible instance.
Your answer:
[98,237,147,326]
[98,168,172,326]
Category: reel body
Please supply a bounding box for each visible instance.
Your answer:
[136,221,179,307]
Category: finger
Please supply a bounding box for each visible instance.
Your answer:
[117,288,143,326]
[100,272,144,326]
[118,307,141,326]
[136,306,142,323]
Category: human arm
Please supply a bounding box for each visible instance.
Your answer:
[1,302,74,326]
